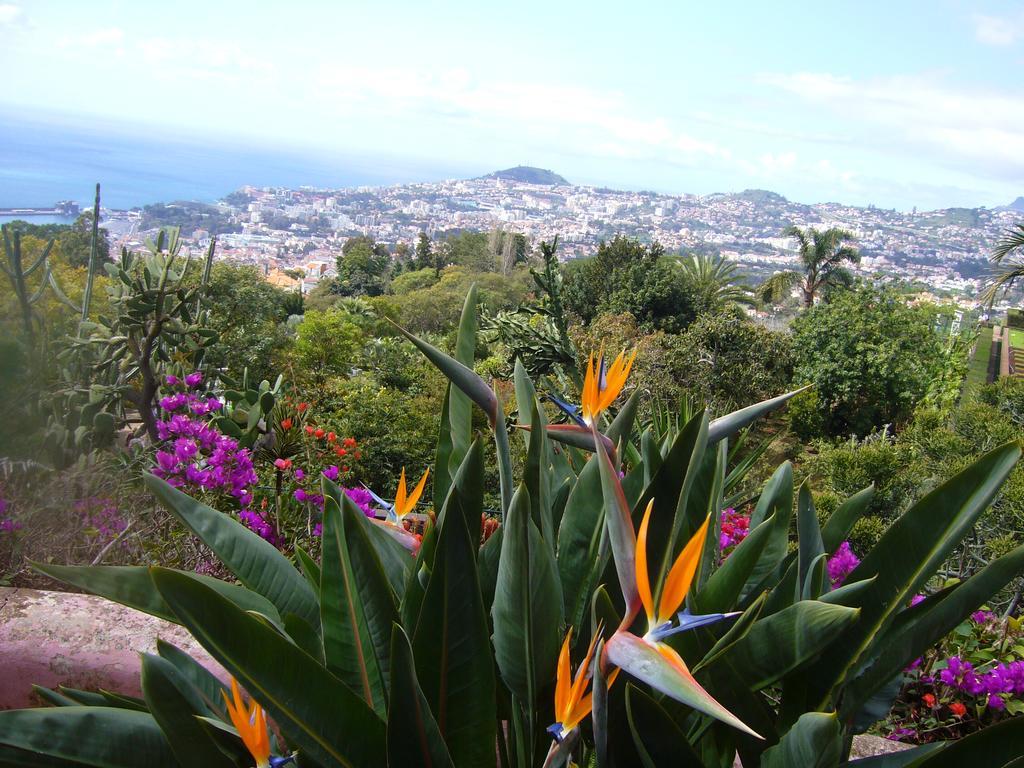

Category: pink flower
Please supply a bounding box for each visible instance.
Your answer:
[184,371,203,388]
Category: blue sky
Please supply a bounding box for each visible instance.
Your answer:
[3,0,1023,209]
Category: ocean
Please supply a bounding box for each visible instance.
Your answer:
[0,109,467,211]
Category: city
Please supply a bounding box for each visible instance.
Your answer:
[100,166,1020,304]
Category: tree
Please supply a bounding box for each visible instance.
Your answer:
[414,232,433,271]
[200,263,293,381]
[676,253,753,316]
[658,310,794,411]
[291,309,363,387]
[335,237,390,297]
[563,236,693,332]
[757,226,859,308]
[982,223,1024,304]
[790,284,945,437]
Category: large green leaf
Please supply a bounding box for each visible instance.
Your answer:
[156,639,230,719]
[0,708,178,767]
[715,600,860,690]
[492,484,563,705]
[739,463,794,603]
[324,477,410,597]
[696,512,775,613]
[152,568,385,768]
[843,542,1024,718]
[596,433,640,622]
[320,492,398,718]
[0,744,88,767]
[557,455,605,634]
[625,685,705,768]
[805,442,1021,705]
[706,386,810,445]
[557,395,641,633]
[412,508,496,768]
[447,285,477,474]
[911,716,1024,766]
[144,473,318,627]
[820,485,874,553]
[524,400,556,547]
[796,483,826,600]
[387,625,454,768]
[761,712,841,768]
[140,653,236,767]
[33,562,281,628]
[605,631,761,738]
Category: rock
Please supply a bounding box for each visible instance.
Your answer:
[0,587,227,709]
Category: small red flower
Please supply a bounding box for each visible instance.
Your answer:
[327,431,336,443]
[343,437,356,448]
[354,451,362,460]
[274,458,292,471]
[296,402,309,413]
[314,428,325,439]
[342,465,349,472]
[338,448,347,457]
[922,693,936,708]
[280,418,293,431]
[950,701,966,717]
[305,425,314,435]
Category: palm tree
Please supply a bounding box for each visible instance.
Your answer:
[676,253,753,314]
[982,224,1024,305]
[757,226,859,308]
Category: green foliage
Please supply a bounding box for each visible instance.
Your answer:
[291,309,364,387]
[676,253,753,316]
[56,229,217,448]
[656,311,794,412]
[757,226,859,308]
[6,289,1023,767]
[200,262,294,382]
[563,236,694,332]
[396,265,531,334]
[804,431,922,521]
[791,285,946,437]
[335,237,391,297]
[140,202,238,237]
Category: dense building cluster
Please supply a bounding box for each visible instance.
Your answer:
[100,173,1020,299]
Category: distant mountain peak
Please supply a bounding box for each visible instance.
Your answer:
[478,166,569,185]
[1008,197,1024,212]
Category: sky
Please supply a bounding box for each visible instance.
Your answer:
[2,0,1024,210]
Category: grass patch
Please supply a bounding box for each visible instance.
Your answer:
[964,326,994,397]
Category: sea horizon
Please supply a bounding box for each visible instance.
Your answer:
[0,108,471,211]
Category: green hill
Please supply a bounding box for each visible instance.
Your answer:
[478,166,569,185]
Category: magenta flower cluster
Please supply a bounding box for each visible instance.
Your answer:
[0,496,20,534]
[159,372,223,416]
[827,541,860,586]
[75,497,127,543]
[719,507,750,551]
[152,376,257,510]
[939,656,1024,711]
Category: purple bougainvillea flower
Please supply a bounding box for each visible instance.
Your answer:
[827,541,860,587]
[184,371,203,388]
[165,374,179,386]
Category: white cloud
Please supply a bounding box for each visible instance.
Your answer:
[973,13,1024,46]
[758,71,1024,180]
[0,3,23,28]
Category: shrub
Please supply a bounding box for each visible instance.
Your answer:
[4,288,1024,767]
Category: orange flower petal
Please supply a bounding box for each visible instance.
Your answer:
[658,514,711,623]
[635,499,655,625]
[554,628,573,718]
[394,468,408,517]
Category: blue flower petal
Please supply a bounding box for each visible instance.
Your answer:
[546,393,587,428]
[648,610,741,641]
